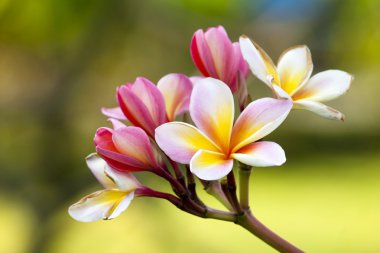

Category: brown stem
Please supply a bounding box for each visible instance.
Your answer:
[226,172,243,214]
[238,211,304,253]
[185,165,204,206]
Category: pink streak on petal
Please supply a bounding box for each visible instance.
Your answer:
[117,85,157,136]
[112,126,158,168]
[94,127,113,146]
[108,118,127,130]
[191,29,218,77]
[129,77,167,125]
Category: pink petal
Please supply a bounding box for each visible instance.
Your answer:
[101,107,127,120]
[190,150,233,180]
[204,26,238,87]
[191,29,217,77]
[190,78,234,153]
[112,126,158,168]
[231,98,292,152]
[293,100,345,121]
[155,122,220,164]
[292,70,353,102]
[277,45,313,95]
[157,73,193,121]
[117,85,157,136]
[128,77,167,125]
[94,127,113,146]
[232,141,286,167]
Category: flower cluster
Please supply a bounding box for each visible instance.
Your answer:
[69,26,352,252]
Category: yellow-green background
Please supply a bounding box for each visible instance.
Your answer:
[0,0,379,252]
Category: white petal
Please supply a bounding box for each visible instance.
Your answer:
[68,189,134,222]
[293,70,353,102]
[232,141,285,167]
[277,45,313,95]
[294,100,345,121]
[239,36,279,87]
[86,154,115,189]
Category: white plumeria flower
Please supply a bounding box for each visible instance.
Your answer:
[68,154,139,222]
[239,36,353,121]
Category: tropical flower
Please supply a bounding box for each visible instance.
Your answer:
[94,120,161,172]
[69,154,139,222]
[155,78,292,180]
[191,26,249,92]
[102,74,193,136]
[239,36,353,121]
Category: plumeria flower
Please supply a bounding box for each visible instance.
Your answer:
[155,78,292,180]
[69,154,140,222]
[102,74,193,136]
[191,26,249,93]
[239,36,353,121]
[94,119,161,172]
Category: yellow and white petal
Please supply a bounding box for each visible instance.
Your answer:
[68,189,134,222]
[231,98,292,152]
[239,36,279,87]
[86,153,115,189]
[277,45,313,95]
[104,165,140,191]
[232,141,285,167]
[292,70,353,102]
[190,150,233,180]
[294,100,345,121]
[190,78,234,153]
[155,122,220,164]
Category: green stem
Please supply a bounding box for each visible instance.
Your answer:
[238,164,252,211]
[205,208,237,222]
[202,180,234,211]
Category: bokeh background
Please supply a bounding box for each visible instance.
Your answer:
[1,0,379,252]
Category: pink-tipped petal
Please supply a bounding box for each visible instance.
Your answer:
[293,100,345,121]
[155,122,220,164]
[239,36,279,87]
[190,78,234,153]
[101,107,127,120]
[96,141,147,171]
[232,141,286,167]
[190,150,233,180]
[129,78,167,125]
[231,98,292,152]
[94,127,113,146]
[191,29,217,77]
[112,126,157,168]
[117,86,157,136]
[204,26,238,86]
[277,45,313,95]
[157,74,193,121]
[68,189,134,222]
[293,70,353,102]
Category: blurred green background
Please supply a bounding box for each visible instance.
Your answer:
[0,0,379,252]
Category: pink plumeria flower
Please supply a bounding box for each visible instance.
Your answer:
[155,78,292,181]
[94,120,161,172]
[102,74,193,136]
[191,26,249,92]
[69,154,140,222]
[239,36,353,121]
